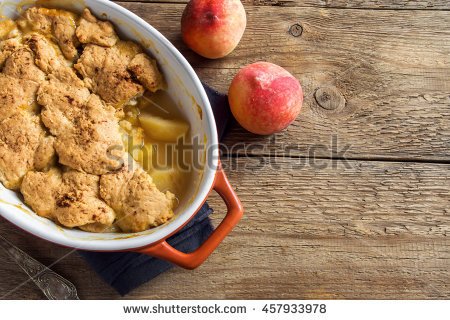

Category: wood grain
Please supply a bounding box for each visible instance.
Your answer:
[1,159,449,299]
[0,1,448,301]
[117,0,450,10]
[117,2,450,162]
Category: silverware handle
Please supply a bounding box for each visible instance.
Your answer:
[0,234,79,300]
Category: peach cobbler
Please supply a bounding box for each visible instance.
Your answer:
[0,7,191,233]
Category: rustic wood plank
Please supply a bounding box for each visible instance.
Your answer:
[117,0,450,10]
[1,1,448,302]
[1,159,448,299]
[117,3,450,162]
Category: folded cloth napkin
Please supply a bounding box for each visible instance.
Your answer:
[80,84,231,296]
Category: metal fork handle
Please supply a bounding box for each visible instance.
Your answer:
[0,234,79,300]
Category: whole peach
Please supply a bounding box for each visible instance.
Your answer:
[181,0,246,59]
[229,62,303,135]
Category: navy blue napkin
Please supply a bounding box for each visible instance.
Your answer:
[80,84,231,296]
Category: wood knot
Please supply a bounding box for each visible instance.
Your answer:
[289,23,303,37]
[314,87,346,110]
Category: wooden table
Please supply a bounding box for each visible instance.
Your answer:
[1,0,449,299]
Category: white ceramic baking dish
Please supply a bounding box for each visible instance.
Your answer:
[0,0,243,269]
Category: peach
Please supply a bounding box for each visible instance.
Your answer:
[229,62,303,135]
[181,0,246,59]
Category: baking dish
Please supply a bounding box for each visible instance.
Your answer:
[0,0,243,269]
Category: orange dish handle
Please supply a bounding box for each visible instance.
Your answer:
[137,166,244,270]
